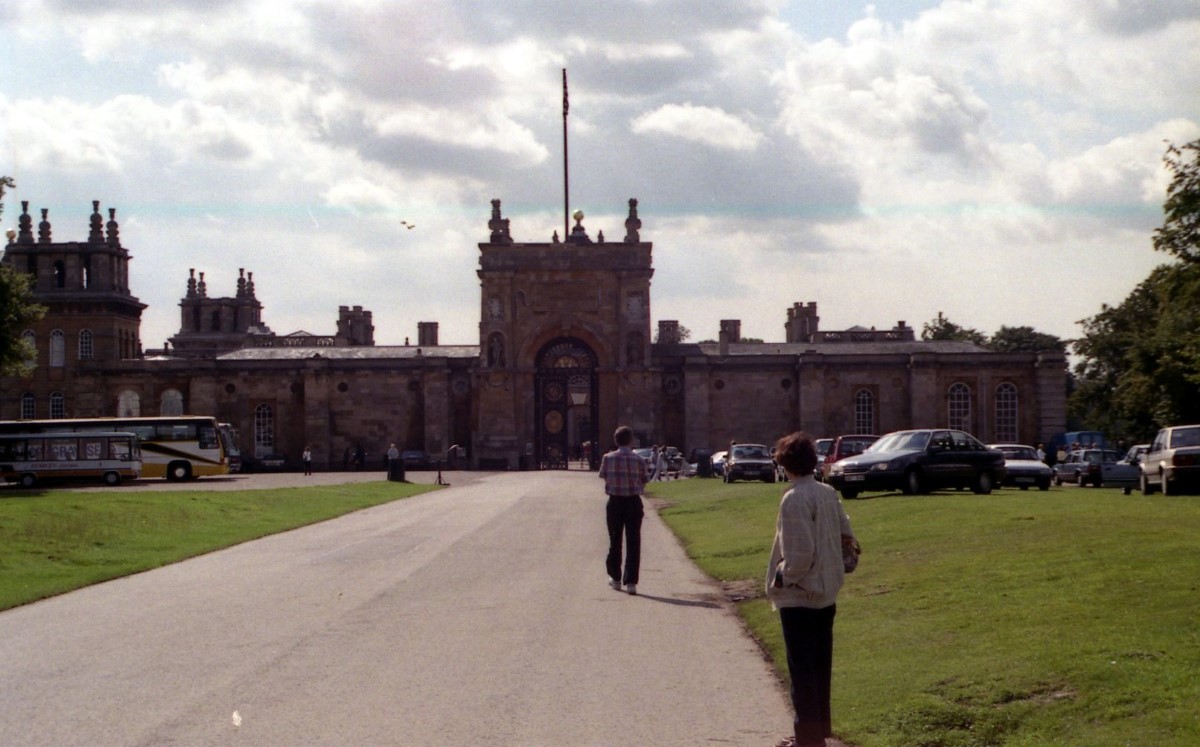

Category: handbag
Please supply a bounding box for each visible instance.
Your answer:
[843,538,861,574]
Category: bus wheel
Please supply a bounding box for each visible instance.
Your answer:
[167,462,192,481]
[19,473,36,488]
[103,471,121,486]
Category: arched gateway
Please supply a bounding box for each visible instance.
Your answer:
[535,338,598,469]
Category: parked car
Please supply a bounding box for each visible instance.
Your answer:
[1123,443,1150,467]
[243,453,287,472]
[819,434,880,482]
[826,429,1005,499]
[1052,448,1129,487]
[1140,424,1200,495]
[723,443,777,483]
[815,438,834,461]
[710,450,727,478]
[400,450,431,470]
[989,444,1052,491]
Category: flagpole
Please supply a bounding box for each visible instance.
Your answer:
[562,68,570,239]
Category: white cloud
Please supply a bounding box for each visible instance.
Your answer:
[1,0,1197,354]
[631,103,763,151]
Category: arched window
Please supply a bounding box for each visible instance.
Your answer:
[995,383,1019,443]
[49,392,66,419]
[117,390,141,417]
[78,329,94,360]
[947,383,972,431]
[50,330,66,367]
[254,404,275,457]
[20,393,36,420]
[854,389,876,434]
[160,388,184,416]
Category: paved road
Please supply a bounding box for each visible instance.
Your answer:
[0,470,793,746]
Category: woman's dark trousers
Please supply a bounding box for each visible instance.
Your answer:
[780,604,836,745]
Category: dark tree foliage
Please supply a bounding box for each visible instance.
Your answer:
[1153,139,1200,264]
[1069,139,1200,441]
[921,311,987,345]
[1,177,48,377]
[988,325,1066,354]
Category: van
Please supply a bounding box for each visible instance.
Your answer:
[1047,431,1108,465]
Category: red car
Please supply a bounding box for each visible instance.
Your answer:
[819,434,880,482]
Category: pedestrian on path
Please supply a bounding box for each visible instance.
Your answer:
[302,445,313,476]
[767,431,858,747]
[598,425,649,595]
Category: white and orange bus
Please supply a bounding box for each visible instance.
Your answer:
[0,416,227,480]
[0,431,142,488]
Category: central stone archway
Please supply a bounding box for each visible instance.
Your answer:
[534,337,598,470]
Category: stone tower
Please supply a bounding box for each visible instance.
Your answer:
[474,198,655,469]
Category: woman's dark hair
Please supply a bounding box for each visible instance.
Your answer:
[774,431,818,476]
[614,425,634,447]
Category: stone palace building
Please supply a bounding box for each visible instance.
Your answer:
[2,198,1067,470]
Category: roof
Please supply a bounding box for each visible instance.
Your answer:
[215,345,481,361]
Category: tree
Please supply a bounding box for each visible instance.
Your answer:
[1070,140,1200,440]
[1,177,47,377]
[921,312,987,345]
[653,323,691,343]
[1153,138,1200,264]
[987,325,1066,354]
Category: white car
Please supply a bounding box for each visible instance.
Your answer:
[1140,425,1200,495]
[989,444,1052,491]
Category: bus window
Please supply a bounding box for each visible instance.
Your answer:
[81,437,105,460]
[198,425,218,449]
[110,439,133,461]
[49,438,79,461]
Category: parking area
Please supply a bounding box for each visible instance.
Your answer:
[2,468,485,493]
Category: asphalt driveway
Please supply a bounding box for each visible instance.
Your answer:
[0,470,795,745]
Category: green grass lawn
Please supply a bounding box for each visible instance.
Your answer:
[0,481,438,610]
[651,479,1200,747]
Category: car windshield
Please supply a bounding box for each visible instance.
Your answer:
[731,445,769,459]
[1000,447,1038,460]
[1169,427,1200,448]
[870,431,931,452]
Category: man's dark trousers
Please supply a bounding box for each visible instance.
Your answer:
[605,495,643,585]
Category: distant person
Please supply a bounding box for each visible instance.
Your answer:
[1035,443,1046,463]
[302,445,312,476]
[387,443,401,481]
[655,445,669,481]
[353,445,365,470]
[598,425,649,595]
[767,431,857,747]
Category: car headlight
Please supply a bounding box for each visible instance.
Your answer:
[830,463,845,476]
[870,462,892,471]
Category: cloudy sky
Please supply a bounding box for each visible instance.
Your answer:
[2,1,1198,351]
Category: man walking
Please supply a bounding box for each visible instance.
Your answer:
[598,425,649,595]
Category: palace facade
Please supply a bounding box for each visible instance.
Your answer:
[2,198,1067,470]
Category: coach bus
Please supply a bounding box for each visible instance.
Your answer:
[0,431,142,488]
[218,422,242,473]
[0,416,228,481]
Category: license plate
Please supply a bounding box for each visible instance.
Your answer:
[844,474,864,482]
[1015,477,1034,483]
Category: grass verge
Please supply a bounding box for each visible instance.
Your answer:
[0,481,438,610]
[650,479,1200,747]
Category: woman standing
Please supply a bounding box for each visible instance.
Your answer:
[766,432,858,747]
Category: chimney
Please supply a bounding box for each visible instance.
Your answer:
[418,321,439,347]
